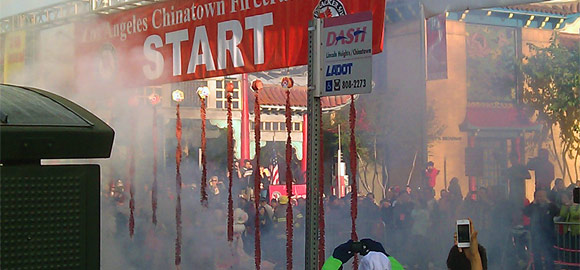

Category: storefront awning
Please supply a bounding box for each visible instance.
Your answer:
[460,103,541,135]
[250,84,352,113]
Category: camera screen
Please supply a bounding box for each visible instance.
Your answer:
[457,224,470,243]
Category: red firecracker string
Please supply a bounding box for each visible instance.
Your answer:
[284,89,294,270]
[175,104,183,267]
[129,138,136,238]
[152,106,158,225]
[349,95,358,270]
[253,87,262,270]
[200,98,208,207]
[227,91,234,242]
[318,101,326,268]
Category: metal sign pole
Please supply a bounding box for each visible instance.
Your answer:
[306,18,322,270]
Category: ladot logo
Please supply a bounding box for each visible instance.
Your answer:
[326,27,367,47]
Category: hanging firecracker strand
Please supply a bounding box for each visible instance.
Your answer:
[349,95,358,270]
[226,85,234,242]
[128,137,136,238]
[175,103,183,268]
[318,101,326,268]
[152,106,158,225]
[200,96,209,207]
[149,94,160,226]
[284,88,294,270]
[252,80,263,270]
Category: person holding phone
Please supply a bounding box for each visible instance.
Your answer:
[322,238,404,270]
[523,189,558,270]
[447,219,487,270]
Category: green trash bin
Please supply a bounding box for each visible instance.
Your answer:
[0,84,114,270]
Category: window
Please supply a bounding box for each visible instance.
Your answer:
[294,122,301,131]
[215,79,240,109]
[249,121,303,132]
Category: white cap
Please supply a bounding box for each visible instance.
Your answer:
[360,251,391,270]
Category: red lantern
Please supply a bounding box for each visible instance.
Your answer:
[226,82,235,93]
[281,77,294,89]
[251,80,263,91]
[149,93,161,105]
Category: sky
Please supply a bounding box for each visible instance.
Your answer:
[0,0,65,19]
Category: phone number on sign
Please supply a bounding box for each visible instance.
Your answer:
[341,79,367,89]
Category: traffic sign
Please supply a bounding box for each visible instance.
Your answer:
[316,11,373,97]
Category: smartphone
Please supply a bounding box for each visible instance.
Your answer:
[457,219,471,248]
[351,241,363,254]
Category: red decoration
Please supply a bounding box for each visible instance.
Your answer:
[284,89,294,270]
[281,77,294,89]
[152,106,158,225]
[76,1,386,88]
[252,80,264,91]
[128,135,136,238]
[356,107,372,132]
[318,101,326,268]
[253,87,262,270]
[227,91,234,242]
[226,82,235,93]
[200,98,208,207]
[149,93,161,105]
[349,96,358,270]
[175,104,183,267]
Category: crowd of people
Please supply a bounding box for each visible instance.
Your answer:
[102,148,580,270]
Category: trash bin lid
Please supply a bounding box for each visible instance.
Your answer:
[0,85,91,127]
[0,84,114,163]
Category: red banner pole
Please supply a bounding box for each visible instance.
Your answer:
[241,74,250,161]
[302,114,308,181]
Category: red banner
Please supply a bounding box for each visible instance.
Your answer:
[426,14,447,80]
[75,0,385,87]
[269,184,306,202]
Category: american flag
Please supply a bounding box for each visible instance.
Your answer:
[271,149,280,185]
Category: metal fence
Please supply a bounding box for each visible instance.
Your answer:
[555,221,580,269]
